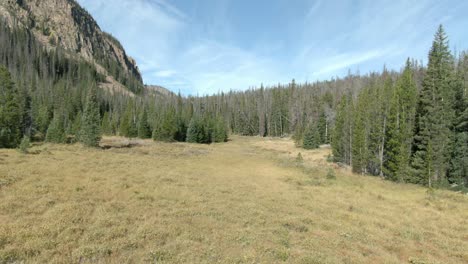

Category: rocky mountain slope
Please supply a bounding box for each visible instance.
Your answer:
[0,0,143,94]
[145,85,175,97]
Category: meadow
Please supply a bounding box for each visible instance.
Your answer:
[0,136,467,263]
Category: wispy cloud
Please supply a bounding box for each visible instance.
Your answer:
[77,0,468,95]
[313,49,396,77]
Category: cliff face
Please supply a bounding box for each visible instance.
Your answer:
[0,0,142,92]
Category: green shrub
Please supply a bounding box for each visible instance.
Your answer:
[19,136,30,154]
[326,168,336,180]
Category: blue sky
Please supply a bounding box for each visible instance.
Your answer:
[77,0,468,95]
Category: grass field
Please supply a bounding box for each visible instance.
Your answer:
[0,136,467,263]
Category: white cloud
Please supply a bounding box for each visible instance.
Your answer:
[77,0,468,95]
[154,70,176,78]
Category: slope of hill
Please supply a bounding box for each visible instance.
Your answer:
[145,85,175,97]
[0,0,143,94]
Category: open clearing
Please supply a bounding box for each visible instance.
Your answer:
[0,136,467,263]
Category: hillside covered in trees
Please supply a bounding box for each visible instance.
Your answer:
[0,0,466,191]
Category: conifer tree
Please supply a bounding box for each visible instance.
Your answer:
[120,102,136,138]
[352,90,369,174]
[317,111,328,144]
[212,117,228,143]
[173,115,187,142]
[0,66,21,148]
[384,60,418,181]
[153,108,177,142]
[46,111,66,143]
[80,86,101,147]
[449,53,468,186]
[411,25,455,186]
[137,108,151,139]
[303,123,320,150]
[332,95,353,163]
[187,117,208,143]
[36,105,51,136]
[101,111,112,135]
[71,112,82,138]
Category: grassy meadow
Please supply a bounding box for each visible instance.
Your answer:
[0,136,467,263]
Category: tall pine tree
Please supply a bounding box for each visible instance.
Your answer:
[137,108,151,139]
[449,52,468,186]
[80,86,101,147]
[303,123,320,150]
[411,25,455,186]
[0,66,21,148]
[384,60,418,181]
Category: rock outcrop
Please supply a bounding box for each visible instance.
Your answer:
[0,0,143,93]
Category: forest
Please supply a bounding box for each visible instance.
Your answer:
[0,19,467,190]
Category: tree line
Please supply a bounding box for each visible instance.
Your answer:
[332,26,467,189]
[0,20,466,188]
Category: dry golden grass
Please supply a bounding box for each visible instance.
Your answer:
[0,136,467,263]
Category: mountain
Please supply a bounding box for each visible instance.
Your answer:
[145,85,175,97]
[0,0,143,94]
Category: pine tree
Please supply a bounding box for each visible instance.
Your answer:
[173,115,187,142]
[19,135,31,154]
[411,25,455,186]
[137,108,151,139]
[36,105,51,136]
[80,86,101,147]
[46,111,66,143]
[153,108,177,142]
[101,111,112,135]
[317,111,328,144]
[186,117,200,143]
[352,90,369,174]
[384,86,401,180]
[119,102,136,138]
[0,66,21,148]
[332,95,353,163]
[71,111,82,138]
[449,53,468,186]
[212,117,228,143]
[303,123,320,150]
[384,60,418,181]
[186,117,208,143]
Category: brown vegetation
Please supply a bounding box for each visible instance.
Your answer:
[0,136,467,263]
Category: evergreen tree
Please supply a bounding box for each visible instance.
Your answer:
[411,25,455,186]
[449,53,468,186]
[173,115,188,142]
[120,102,137,138]
[36,105,51,136]
[384,60,418,181]
[352,90,369,174]
[19,135,30,154]
[71,112,82,138]
[212,117,228,143]
[137,108,151,139]
[317,111,328,144]
[384,84,401,180]
[303,123,320,150]
[187,117,208,143]
[0,66,21,148]
[46,111,66,143]
[153,108,177,142]
[332,95,353,163]
[80,86,101,147]
[101,111,112,135]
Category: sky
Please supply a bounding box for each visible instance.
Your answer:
[77,0,468,95]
